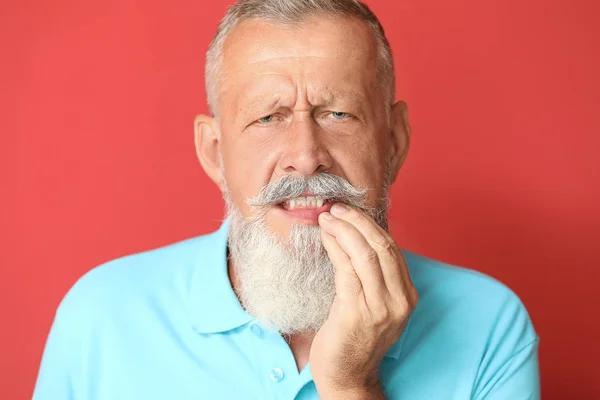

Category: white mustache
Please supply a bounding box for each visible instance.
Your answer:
[246,173,369,208]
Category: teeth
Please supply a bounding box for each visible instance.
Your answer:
[284,196,326,209]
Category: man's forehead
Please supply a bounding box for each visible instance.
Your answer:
[224,17,376,70]
[219,16,379,104]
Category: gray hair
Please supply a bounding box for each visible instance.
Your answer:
[205,0,395,116]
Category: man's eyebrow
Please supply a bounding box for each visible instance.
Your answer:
[320,89,367,105]
[237,89,366,117]
[239,94,282,116]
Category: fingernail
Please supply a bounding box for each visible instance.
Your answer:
[331,203,348,216]
[320,212,334,220]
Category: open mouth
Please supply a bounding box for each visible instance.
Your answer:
[277,195,331,210]
[273,194,334,224]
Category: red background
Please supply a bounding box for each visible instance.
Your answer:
[2,0,599,398]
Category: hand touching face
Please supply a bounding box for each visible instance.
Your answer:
[310,203,418,398]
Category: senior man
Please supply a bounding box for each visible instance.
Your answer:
[34,0,540,399]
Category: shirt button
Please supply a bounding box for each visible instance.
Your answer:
[250,324,263,338]
[269,368,284,382]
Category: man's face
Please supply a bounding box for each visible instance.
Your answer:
[217,16,395,238]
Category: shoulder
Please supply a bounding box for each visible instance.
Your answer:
[402,250,538,351]
[55,229,222,330]
[404,250,532,315]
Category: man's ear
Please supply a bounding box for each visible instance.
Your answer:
[194,114,225,191]
[388,101,412,183]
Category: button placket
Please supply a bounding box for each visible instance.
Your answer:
[246,321,301,398]
[269,367,284,382]
[248,324,285,384]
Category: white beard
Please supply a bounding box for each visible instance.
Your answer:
[221,168,391,335]
[227,206,335,334]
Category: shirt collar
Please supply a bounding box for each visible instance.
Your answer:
[188,217,412,360]
[189,217,252,334]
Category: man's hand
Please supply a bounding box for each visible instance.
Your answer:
[310,203,418,400]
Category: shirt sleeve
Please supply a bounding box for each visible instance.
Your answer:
[472,287,541,400]
[32,290,84,400]
[474,338,540,400]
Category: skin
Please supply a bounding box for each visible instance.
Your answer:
[194,15,417,400]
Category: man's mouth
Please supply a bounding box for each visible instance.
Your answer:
[280,195,328,210]
[275,194,334,225]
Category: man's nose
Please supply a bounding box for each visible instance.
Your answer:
[277,116,334,176]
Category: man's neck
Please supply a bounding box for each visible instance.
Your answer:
[285,331,315,372]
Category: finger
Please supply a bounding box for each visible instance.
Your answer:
[320,230,362,304]
[319,212,387,309]
[330,203,413,299]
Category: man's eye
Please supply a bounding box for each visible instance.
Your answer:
[331,112,349,120]
[257,115,274,124]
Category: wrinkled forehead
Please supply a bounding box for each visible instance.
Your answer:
[218,16,380,108]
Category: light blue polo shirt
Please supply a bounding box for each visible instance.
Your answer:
[33,219,540,399]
